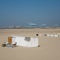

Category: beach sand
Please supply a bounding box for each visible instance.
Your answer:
[0,28,60,60]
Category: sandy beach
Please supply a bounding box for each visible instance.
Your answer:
[0,28,60,60]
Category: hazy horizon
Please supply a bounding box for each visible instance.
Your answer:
[0,0,60,27]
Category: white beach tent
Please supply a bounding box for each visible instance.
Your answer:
[9,36,39,47]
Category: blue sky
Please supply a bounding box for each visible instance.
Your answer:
[0,0,60,26]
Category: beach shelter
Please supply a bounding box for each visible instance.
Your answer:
[8,36,39,47]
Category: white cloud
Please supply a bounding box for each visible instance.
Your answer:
[28,22,37,26]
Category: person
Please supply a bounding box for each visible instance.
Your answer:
[36,34,39,36]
